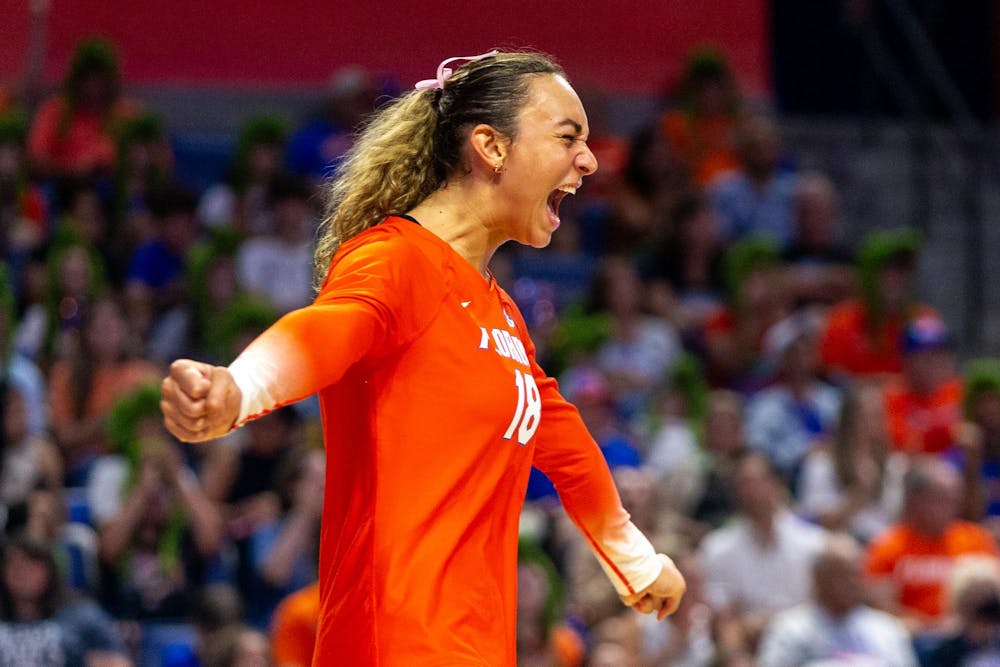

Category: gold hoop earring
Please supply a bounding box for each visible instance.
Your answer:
[493,163,503,175]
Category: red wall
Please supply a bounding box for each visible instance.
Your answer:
[1,1,769,95]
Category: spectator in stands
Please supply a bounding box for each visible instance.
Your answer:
[39,241,105,362]
[645,354,710,514]
[699,451,828,655]
[782,172,856,307]
[921,555,1000,666]
[585,256,682,418]
[659,47,743,187]
[198,115,288,236]
[588,123,692,257]
[744,311,842,485]
[27,36,140,181]
[558,366,642,469]
[189,584,245,666]
[236,176,315,313]
[10,250,49,361]
[113,112,174,254]
[642,193,727,342]
[819,227,938,381]
[269,581,319,667]
[882,315,963,456]
[0,535,130,666]
[201,623,271,667]
[961,358,1000,538]
[757,533,917,666]
[47,179,124,301]
[19,482,101,597]
[516,540,585,667]
[200,406,304,619]
[124,185,200,361]
[95,385,223,621]
[691,389,747,528]
[185,229,256,362]
[865,457,998,632]
[286,65,378,183]
[702,237,789,392]
[797,381,907,543]
[1,378,62,516]
[0,263,46,438]
[708,114,798,247]
[240,449,323,628]
[47,294,160,484]
[0,111,48,290]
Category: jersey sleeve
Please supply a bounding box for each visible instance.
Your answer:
[228,227,444,425]
[512,307,660,597]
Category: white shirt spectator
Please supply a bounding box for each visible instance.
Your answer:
[745,381,842,477]
[237,236,313,313]
[596,317,681,412]
[757,603,917,667]
[646,418,705,512]
[700,510,827,613]
[797,449,907,543]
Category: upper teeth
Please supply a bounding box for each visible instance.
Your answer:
[558,186,577,195]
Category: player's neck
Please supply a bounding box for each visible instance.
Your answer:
[408,185,503,280]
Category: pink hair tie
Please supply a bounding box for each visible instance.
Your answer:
[414,50,500,91]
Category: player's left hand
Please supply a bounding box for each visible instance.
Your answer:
[620,553,686,621]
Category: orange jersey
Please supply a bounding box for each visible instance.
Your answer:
[228,217,659,666]
[865,521,998,619]
[883,377,963,454]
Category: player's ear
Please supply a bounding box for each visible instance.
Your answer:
[469,124,509,174]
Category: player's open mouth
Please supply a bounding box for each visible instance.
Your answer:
[547,185,577,228]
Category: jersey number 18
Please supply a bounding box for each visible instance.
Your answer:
[503,369,541,445]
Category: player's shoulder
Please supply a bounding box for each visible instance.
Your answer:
[324,217,454,286]
[334,216,426,263]
[336,217,443,265]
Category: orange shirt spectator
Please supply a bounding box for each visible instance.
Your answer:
[865,458,999,628]
[270,581,319,667]
[866,520,997,620]
[662,110,740,186]
[882,315,964,454]
[28,95,139,177]
[26,36,140,178]
[659,49,743,187]
[46,296,160,475]
[819,299,938,379]
[884,377,962,455]
[47,356,161,431]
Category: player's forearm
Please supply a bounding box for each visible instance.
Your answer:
[228,300,384,426]
[565,506,661,597]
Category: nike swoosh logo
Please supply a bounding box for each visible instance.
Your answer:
[461,301,472,308]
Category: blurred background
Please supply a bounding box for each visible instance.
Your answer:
[3,1,1000,665]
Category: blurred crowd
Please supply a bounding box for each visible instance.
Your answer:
[3,27,1000,667]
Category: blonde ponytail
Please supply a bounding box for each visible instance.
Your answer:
[313,90,439,287]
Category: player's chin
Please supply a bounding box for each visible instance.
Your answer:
[525,235,553,249]
[523,224,555,248]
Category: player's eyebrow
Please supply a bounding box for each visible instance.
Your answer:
[556,119,583,134]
